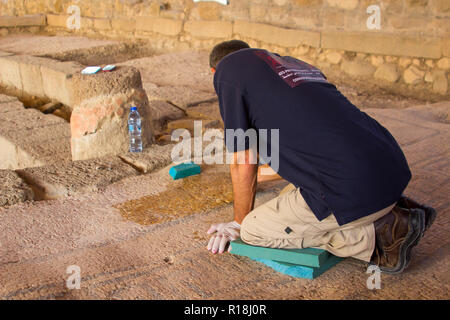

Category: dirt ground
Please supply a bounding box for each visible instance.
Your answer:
[0,35,448,300]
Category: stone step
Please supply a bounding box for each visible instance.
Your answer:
[16,156,139,200]
[0,94,71,169]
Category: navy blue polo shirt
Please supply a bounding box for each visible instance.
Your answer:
[213,48,411,226]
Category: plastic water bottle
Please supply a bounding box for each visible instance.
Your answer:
[128,106,143,153]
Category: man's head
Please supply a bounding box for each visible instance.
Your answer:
[209,40,250,72]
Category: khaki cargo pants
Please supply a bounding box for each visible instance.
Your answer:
[240,184,396,262]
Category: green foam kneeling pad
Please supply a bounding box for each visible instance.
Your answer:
[230,238,330,268]
[169,162,201,180]
[252,256,344,279]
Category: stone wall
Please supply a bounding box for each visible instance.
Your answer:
[0,0,448,96]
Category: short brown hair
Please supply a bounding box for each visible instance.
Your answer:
[209,40,250,69]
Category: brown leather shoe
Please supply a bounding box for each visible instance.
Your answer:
[370,206,425,274]
[397,195,437,234]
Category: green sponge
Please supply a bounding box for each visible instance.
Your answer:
[230,238,330,268]
[169,162,201,180]
[252,256,343,279]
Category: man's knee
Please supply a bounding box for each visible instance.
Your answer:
[240,213,257,244]
[241,212,271,246]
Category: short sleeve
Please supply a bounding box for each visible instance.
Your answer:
[216,82,253,153]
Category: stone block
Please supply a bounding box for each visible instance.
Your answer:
[80,17,94,31]
[69,67,153,161]
[40,60,84,108]
[119,143,174,174]
[46,14,68,28]
[370,55,384,67]
[326,0,359,10]
[292,0,321,6]
[432,71,448,94]
[341,59,376,77]
[437,57,450,70]
[234,21,321,48]
[0,56,22,90]
[0,105,71,169]
[431,0,450,14]
[184,20,232,39]
[374,63,400,83]
[321,31,442,59]
[93,18,112,30]
[403,65,426,84]
[196,2,221,20]
[159,10,185,20]
[0,15,46,27]
[0,170,34,207]
[16,156,138,200]
[442,37,450,57]
[399,57,412,68]
[249,5,267,21]
[325,51,343,64]
[136,17,183,36]
[111,18,136,32]
[14,55,53,98]
[322,8,346,28]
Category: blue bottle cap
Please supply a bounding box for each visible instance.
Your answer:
[130,106,137,111]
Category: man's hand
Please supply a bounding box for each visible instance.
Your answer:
[206,221,241,254]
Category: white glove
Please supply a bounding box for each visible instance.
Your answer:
[207,221,241,254]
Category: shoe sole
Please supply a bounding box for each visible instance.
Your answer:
[404,207,434,269]
[378,209,425,275]
[424,206,437,233]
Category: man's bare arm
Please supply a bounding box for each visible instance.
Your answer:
[230,149,258,224]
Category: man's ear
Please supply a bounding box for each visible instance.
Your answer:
[211,67,216,73]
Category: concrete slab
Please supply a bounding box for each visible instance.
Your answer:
[16,156,139,200]
[0,170,34,207]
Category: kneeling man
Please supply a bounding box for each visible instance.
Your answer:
[206,40,436,274]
